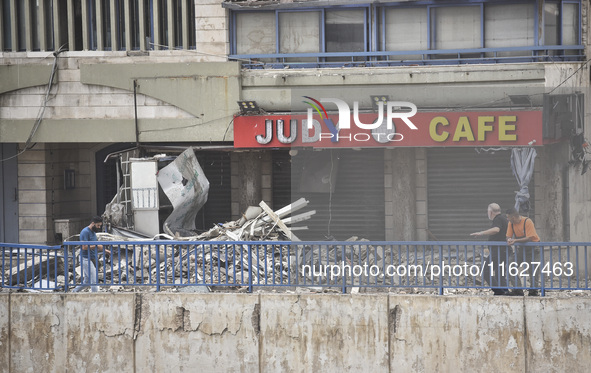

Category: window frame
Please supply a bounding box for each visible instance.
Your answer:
[230,5,371,58]
[229,0,583,68]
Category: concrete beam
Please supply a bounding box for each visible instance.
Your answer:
[0,64,53,95]
[0,118,232,144]
[79,62,241,120]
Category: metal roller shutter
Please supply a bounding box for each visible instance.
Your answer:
[273,149,385,241]
[271,150,293,211]
[194,151,232,232]
[427,148,535,241]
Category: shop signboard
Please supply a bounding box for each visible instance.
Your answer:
[233,109,543,148]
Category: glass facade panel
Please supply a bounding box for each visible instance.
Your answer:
[485,3,535,48]
[325,9,365,53]
[562,3,579,45]
[236,12,276,55]
[384,7,428,51]
[279,11,321,54]
[432,6,481,50]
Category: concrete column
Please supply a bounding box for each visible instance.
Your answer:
[81,0,89,50]
[181,0,189,49]
[9,0,17,52]
[52,0,61,50]
[17,144,54,244]
[38,0,47,51]
[534,143,569,242]
[152,0,161,50]
[24,0,33,51]
[53,0,62,51]
[236,151,262,216]
[124,0,132,50]
[415,148,428,241]
[167,0,174,48]
[385,148,417,241]
[109,0,118,51]
[67,0,75,52]
[194,0,229,60]
[96,0,104,50]
[138,0,146,50]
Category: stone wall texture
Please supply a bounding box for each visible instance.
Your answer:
[0,293,590,372]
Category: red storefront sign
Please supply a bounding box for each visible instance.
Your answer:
[233,111,543,148]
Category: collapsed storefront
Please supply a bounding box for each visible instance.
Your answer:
[95,86,586,243]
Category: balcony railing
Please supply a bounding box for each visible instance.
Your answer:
[230,45,586,69]
[2,240,590,296]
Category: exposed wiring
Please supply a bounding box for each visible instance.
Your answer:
[148,42,265,66]
[137,115,235,134]
[222,116,235,141]
[475,147,510,154]
[548,57,591,94]
[1,44,67,162]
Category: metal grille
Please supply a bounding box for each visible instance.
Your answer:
[194,151,231,232]
[274,149,385,241]
[427,148,535,241]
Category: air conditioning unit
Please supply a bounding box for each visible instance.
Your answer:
[543,93,584,139]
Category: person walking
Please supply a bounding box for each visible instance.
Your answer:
[506,207,541,296]
[471,203,510,295]
[71,216,110,292]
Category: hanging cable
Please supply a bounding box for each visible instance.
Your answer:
[1,44,67,162]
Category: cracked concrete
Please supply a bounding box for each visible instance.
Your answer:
[3,293,591,372]
[251,302,260,335]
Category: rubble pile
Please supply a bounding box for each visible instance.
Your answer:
[87,199,316,289]
[4,196,588,295]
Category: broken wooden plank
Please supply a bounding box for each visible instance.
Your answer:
[283,210,316,225]
[259,201,300,241]
[254,198,309,228]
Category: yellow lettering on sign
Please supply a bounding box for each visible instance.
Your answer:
[499,116,517,141]
[429,117,449,142]
[452,116,475,142]
[478,116,495,141]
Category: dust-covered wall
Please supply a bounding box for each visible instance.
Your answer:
[1,293,590,373]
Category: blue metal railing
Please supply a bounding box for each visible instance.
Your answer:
[1,241,590,295]
[230,45,585,69]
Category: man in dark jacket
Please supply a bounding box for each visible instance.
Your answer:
[72,216,110,292]
[471,203,510,295]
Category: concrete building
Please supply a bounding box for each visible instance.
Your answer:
[0,0,590,245]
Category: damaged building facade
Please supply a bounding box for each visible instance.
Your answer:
[0,0,590,244]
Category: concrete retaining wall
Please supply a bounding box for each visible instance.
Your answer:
[0,293,589,372]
